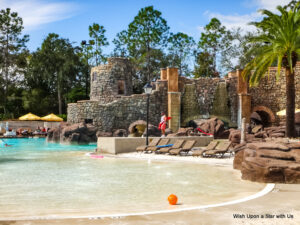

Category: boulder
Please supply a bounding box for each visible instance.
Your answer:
[233,150,245,170]
[70,133,80,143]
[79,133,92,143]
[250,112,262,123]
[96,131,113,137]
[229,129,241,144]
[47,122,98,144]
[295,112,300,124]
[142,125,161,137]
[128,120,147,136]
[198,117,225,138]
[166,127,195,137]
[47,128,60,142]
[234,142,300,184]
[113,129,128,137]
[254,131,268,138]
[252,124,263,134]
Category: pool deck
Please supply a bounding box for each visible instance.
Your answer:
[2,153,300,225]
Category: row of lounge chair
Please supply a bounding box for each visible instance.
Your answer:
[136,138,232,157]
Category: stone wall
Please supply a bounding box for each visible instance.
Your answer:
[249,62,300,124]
[180,77,238,125]
[227,77,238,123]
[90,57,134,104]
[68,81,168,132]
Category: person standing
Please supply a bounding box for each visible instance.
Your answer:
[159,112,167,137]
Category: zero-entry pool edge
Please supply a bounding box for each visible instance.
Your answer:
[0,184,274,221]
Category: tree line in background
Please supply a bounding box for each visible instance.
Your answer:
[0,2,295,121]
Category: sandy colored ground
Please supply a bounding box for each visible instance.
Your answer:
[1,153,299,225]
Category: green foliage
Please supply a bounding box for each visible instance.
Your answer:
[0,113,14,120]
[167,32,196,76]
[0,8,29,114]
[26,33,83,114]
[65,86,86,103]
[88,23,109,65]
[194,52,216,77]
[242,3,300,137]
[58,114,67,121]
[112,30,129,57]
[242,4,300,85]
[197,18,227,75]
[22,88,54,115]
[196,18,238,76]
[113,6,169,91]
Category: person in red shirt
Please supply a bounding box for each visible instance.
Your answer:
[159,112,167,137]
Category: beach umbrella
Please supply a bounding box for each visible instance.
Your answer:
[19,113,41,121]
[276,109,300,116]
[41,113,63,122]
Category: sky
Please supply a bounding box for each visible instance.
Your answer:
[0,0,291,54]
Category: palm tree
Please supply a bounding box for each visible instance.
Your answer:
[242,3,300,137]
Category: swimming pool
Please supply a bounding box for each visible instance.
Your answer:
[0,138,265,220]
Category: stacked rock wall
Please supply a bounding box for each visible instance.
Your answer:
[90,58,134,104]
[180,77,238,125]
[68,81,168,132]
[249,62,300,123]
[69,58,300,132]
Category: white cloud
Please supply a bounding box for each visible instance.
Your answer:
[0,0,79,31]
[205,11,259,32]
[202,0,291,33]
[254,0,290,11]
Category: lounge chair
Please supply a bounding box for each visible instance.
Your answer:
[192,140,219,157]
[156,139,185,154]
[145,138,170,153]
[169,140,196,156]
[136,138,160,152]
[203,141,232,158]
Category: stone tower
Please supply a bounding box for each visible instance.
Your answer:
[90,57,134,104]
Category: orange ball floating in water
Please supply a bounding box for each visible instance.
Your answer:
[168,194,178,205]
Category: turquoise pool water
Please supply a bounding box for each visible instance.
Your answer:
[0,138,96,152]
[0,138,265,219]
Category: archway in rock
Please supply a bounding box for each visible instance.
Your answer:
[252,106,276,127]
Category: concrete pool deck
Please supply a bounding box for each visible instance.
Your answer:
[2,153,300,225]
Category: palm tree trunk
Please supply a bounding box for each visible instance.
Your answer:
[285,68,295,137]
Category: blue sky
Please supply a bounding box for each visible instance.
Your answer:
[1,0,290,54]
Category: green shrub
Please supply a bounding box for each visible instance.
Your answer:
[58,114,67,121]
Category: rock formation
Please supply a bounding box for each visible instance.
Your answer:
[229,125,286,146]
[197,117,227,138]
[47,122,98,144]
[233,142,300,183]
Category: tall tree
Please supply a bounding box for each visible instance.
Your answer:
[194,51,215,77]
[88,23,109,66]
[242,3,300,137]
[197,18,231,76]
[167,32,196,76]
[26,33,82,114]
[0,8,29,114]
[112,30,129,57]
[113,6,169,91]
[235,31,265,69]
[78,40,93,98]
